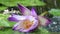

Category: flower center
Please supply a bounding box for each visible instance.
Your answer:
[23,19,33,29]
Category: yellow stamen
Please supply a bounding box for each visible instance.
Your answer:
[23,20,33,29]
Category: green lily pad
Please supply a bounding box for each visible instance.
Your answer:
[0,27,24,34]
[49,9,60,16]
[39,27,50,34]
[0,0,45,7]
[0,27,14,34]
[0,14,16,27]
[0,6,7,10]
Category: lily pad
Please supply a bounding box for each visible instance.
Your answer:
[0,0,45,7]
[0,27,14,34]
[0,6,7,10]
[49,9,60,16]
[0,14,16,27]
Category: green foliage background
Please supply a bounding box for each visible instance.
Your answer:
[0,0,60,34]
[0,0,45,10]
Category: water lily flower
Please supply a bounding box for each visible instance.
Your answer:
[8,4,51,32]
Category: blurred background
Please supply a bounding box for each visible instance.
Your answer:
[0,0,60,34]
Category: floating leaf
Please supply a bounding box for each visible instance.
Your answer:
[40,27,50,34]
[0,0,45,10]
[0,27,14,34]
[0,14,16,27]
[0,6,7,10]
[0,0,45,7]
[49,9,60,16]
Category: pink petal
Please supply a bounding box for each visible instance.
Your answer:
[13,21,24,31]
[31,8,37,17]
[18,4,31,15]
[8,14,27,22]
[38,16,51,26]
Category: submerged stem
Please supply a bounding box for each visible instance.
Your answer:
[40,11,48,16]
